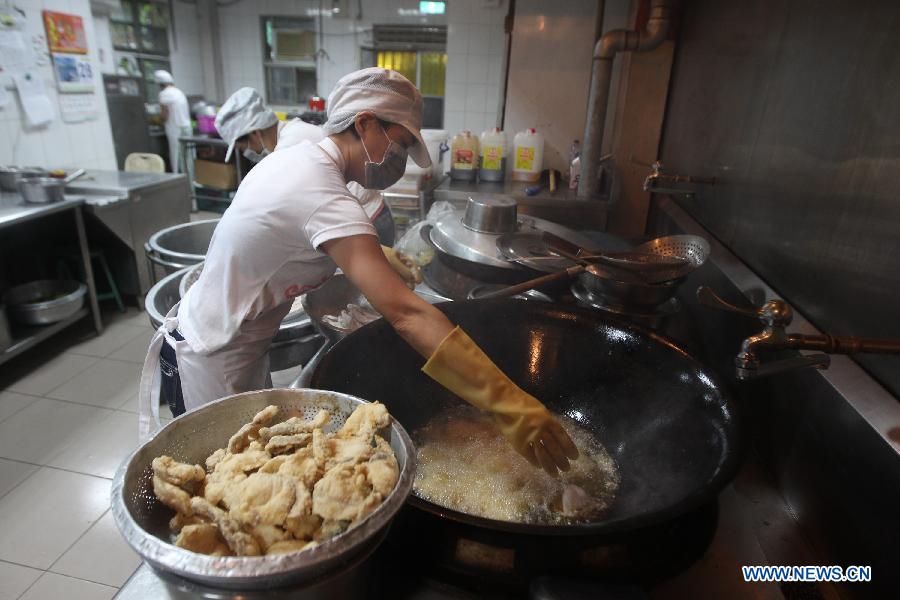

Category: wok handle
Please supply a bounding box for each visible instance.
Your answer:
[696,286,761,319]
[476,265,585,300]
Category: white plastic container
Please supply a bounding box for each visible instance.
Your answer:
[512,128,544,183]
[450,130,480,182]
[399,129,448,190]
[421,129,449,178]
[478,128,507,182]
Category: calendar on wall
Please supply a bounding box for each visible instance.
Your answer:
[41,10,98,122]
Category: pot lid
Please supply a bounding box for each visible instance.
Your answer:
[430,208,600,270]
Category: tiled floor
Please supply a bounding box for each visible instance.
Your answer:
[0,286,304,600]
[0,307,168,600]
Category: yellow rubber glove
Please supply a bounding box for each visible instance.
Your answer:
[422,327,579,475]
[382,245,422,288]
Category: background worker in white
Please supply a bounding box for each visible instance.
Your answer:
[139,69,577,476]
[154,70,191,172]
[214,87,396,245]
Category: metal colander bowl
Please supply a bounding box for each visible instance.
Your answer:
[631,235,710,283]
[111,388,415,590]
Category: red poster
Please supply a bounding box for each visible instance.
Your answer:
[43,11,88,54]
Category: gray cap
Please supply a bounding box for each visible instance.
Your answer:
[215,87,279,162]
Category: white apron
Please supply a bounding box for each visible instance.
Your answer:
[137,301,290,441]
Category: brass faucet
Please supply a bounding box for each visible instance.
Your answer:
[696,287,900,380]
[643,161,716,197]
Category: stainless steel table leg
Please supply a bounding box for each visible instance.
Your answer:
[75,205,103,335]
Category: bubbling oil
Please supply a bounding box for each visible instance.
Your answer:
[413,405,620,524]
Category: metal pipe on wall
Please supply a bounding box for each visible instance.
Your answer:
[578,0,672,201]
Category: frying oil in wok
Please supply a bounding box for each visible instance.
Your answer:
[413,405,620,524]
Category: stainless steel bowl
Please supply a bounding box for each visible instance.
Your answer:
[17,177,66,204]
[579,266,683,310]
[462,195,518,233]
[147,219,220,274]
[111,388,416,590]
[3,279,87,325]
[0,167,46,192]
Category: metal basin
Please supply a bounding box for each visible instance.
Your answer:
[3,280,86,325]
[147,219,220,274]
[579,267,684,310]
[462,195,518,233]
[145,268,188,329]
[111,388,416,590]
[18,177,66,204]
[0,166,45,192]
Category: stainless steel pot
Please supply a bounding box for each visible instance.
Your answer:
[3,280,87,325]
[111,388,416,590]
[0,167,45,192]
[462,195,518,233]
[578,267,683,309]
[17,177,66,204]
[146,219,220,275]
[145,267,187,329]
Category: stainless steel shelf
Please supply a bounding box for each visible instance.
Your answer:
[0,308,89,367]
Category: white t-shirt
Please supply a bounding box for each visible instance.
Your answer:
[177,138,376,354]
[158,86,191,130]
[276,119,385,219]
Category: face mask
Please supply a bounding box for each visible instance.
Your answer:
[361,124,408,190]
[242,132,271,163]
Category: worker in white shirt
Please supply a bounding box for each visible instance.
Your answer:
[214,87,396,246]
[138,69,577,476]
[154,70,191,172]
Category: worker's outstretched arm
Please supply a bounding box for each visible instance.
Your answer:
[323,234,579,474]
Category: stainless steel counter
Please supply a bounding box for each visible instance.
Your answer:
[67,170,186,196]
[67,170,191,305]
[0,192,86,229]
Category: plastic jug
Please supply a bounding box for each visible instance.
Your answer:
[450,130,479,181]
[478,128,507,182]
[512,128,544,183]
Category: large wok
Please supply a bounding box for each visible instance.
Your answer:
[311,300,740,538]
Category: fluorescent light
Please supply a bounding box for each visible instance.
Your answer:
[419,1,446,15]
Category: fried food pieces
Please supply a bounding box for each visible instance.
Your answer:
[150,403,399,558]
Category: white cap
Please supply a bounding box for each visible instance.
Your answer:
[215,87,279,162]
[153,70,174,85]
[323,68,432,168]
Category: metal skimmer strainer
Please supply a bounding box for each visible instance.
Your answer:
[631,235,711,283]
[111,388,415,590]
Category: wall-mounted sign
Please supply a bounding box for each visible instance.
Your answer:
[42,11,88,54]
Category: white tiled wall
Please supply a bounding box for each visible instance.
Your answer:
[168,0,206,96]
[0,0,117,170]
[443,0,508,137]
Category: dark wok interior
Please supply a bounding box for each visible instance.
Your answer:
[311,300,740,535]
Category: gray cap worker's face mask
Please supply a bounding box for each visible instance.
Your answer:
[361,122,408,190]
[242,131,272,164]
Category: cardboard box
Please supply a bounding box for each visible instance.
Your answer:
[194,159,237,191]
